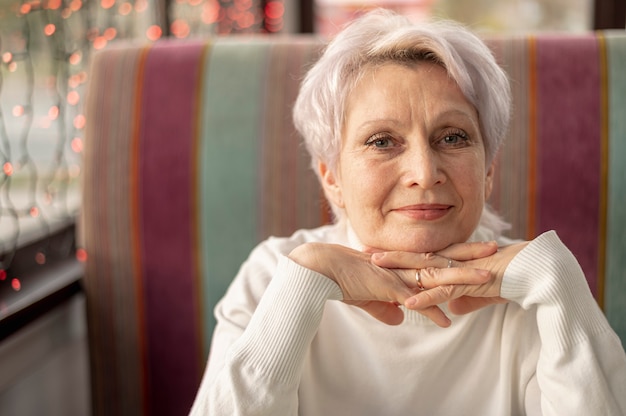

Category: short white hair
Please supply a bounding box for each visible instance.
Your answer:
[293,9,511,233]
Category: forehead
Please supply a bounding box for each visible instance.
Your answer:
[345,62,476,123]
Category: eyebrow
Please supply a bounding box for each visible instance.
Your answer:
[434,107,478,121]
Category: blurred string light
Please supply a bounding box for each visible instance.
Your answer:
[0,0,160,294]
[171,0,285,36]
[0,0,284,295]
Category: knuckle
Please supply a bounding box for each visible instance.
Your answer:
[440,284,457,298]
[424,252,437,261]
[441,285,455,297]
[422,267,439,280]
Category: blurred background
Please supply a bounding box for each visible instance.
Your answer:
[0,0,608,267]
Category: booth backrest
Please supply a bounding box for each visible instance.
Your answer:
[82,33,626,416]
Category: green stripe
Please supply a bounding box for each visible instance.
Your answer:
[198,40,271,356]
[604,33,626,347]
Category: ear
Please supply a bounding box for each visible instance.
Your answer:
[484,161,496,200]
[318,161,344,208]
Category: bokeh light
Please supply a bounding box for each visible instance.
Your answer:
[3,162,14,176]
[73,114,86,129]
[69,52,82,65]
[71,137,83,153]
[19,3,31,14]
[93,36,107,49]
[48,106,60,120]
[70,0,82,12]
[171,19,191,38]
[146,25,162,40]
[104,27,117,40]
[76,248,88,262]
[35,252,47,265]
[119,2,132,15]
[12,105,24,117]
[101,0,115,10]
[44,23,56,36]
[48,0,62,10]
[67,91,80,106]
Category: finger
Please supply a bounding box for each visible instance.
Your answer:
[448,296,508,315]
[415,267,491,290]
[352,301,406,326]
[405,284,469,310]
[436,240,498,261]
[371,250,448,269]
[416,305,452,328]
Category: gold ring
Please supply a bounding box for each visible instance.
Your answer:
[415,270,425,290]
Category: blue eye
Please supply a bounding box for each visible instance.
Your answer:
[444,134,461,144]
[365,134,394,149]
[439,130,469,147]
[373,138,391,148]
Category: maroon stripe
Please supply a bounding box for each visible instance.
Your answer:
[137,40,205,415]
[534,35,601,296]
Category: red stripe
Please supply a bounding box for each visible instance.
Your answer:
[137,40,206,415]
[534,35,602,296]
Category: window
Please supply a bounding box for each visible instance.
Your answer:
[0,0,285,319]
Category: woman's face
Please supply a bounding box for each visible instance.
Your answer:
[320,62,494,253]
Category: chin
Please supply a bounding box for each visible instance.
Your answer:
[387,230,471,253]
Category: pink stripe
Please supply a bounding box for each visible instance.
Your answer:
[534,35,601,296]
[137,40,205,415]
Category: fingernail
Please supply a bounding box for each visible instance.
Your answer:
[371,252,384,260]
[479,269,491,278]
[405,298,417,308]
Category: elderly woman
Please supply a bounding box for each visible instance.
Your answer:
[190,9,626,415]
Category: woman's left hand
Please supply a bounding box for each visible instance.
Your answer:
[371,240,529,317]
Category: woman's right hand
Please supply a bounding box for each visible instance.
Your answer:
[371,240,528,317]
[288,242,496,327]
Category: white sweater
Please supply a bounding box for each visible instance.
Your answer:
[189,223,626,415]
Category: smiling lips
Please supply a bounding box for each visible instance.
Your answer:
[393,204,453,221]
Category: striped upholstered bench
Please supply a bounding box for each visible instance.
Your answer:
[82,33,626,416]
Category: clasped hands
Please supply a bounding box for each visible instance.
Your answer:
[288,240,528,327]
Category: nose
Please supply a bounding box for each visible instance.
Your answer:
[402,145,446,189]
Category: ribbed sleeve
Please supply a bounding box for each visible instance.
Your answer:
[501,230,612,353]
[228,256,343,385]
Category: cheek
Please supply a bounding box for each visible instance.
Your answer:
[456,162,488,205]
[341,160,392,211]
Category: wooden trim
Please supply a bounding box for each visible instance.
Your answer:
[0,259,83,342]
[299,0,314,33]
[594,0,626,29]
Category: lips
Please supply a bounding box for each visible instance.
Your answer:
[393,204,453,221]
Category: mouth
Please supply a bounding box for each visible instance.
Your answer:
[392,204,453,221]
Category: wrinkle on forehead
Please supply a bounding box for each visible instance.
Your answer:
[346,61,471,127]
